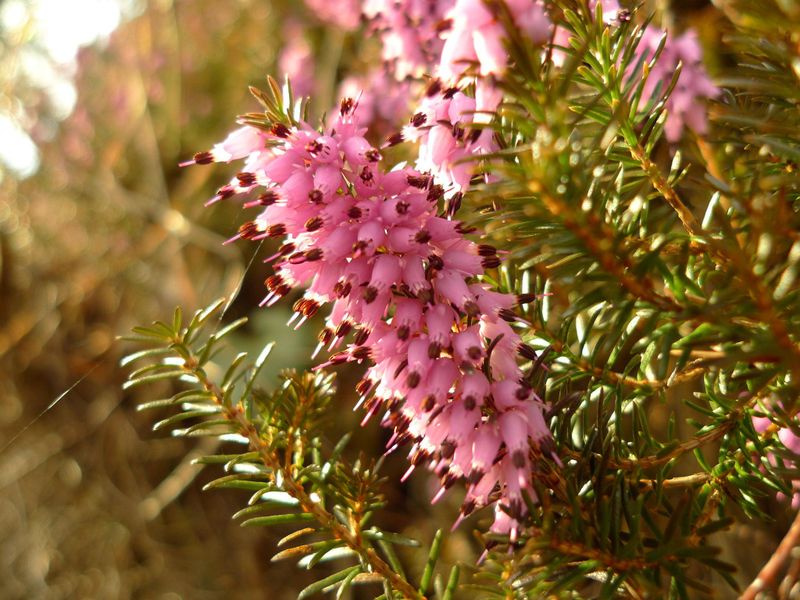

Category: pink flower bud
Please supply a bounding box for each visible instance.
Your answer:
[471,424,501,476]
[370,255,402,293]
[212,126,266,162]
[426,304,456,346]
[453,326,484,364]
[403,257,429,293]
[436,269,476,309]
[458,371,490,409]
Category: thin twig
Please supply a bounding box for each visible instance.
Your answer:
[182,353,424,600]
[638,472,713,490]
[566,420,736,471]
[545,337,707,390]
[626,141,702,237]
[741,509,800,600]
[139,437,221,521]
[629,130,800,383]
[536,188,682,313]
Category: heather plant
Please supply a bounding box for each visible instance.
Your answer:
[124,0,800,597]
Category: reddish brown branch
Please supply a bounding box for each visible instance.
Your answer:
[742,509,800,600]
[181,354,424,600]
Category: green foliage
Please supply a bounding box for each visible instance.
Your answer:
[122,1,800,598]
[122,300,458,600]
[242,75,311,131]
[448,0,800,597]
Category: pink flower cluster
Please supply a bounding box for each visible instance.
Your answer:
[392,1,550,195]
[338,69,413,132]
[634,27,719,141]
[363,0,454,79]
[305,0,362,30]
[189,0,720,540]
[438,0,548,84]
[753,414,800,507]
[184,101,553,535]
[278,24,315,99]
[552,0,717,140]
[305,0,716,143]
[401,81,498,193]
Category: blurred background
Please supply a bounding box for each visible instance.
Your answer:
[0,0,790,598]
[0,1,455,597]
